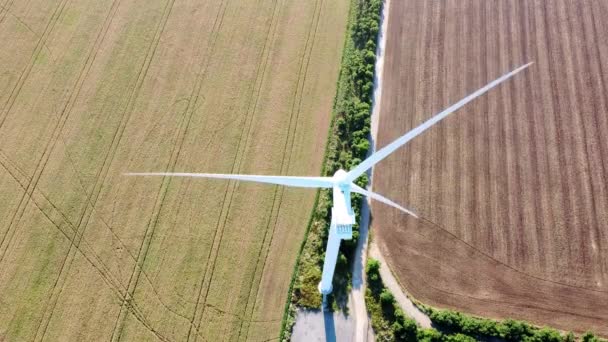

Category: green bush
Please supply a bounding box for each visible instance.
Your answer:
[417,328,443,342]
[379,289,395,305]
[442,333,476,342]
[583,332,601,342]
[366,258,380,279]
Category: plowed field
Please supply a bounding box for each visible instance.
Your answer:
[0,0,348,340]
[373,0,608,335]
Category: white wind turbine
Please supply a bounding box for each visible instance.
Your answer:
[127,63,532,295]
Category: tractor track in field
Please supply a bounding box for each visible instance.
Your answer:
[0,3,55,60]
[0,0,71,262]
[26,0,177,339]
[51,2,220,338]
[561,0,596,273]
[0,149,213,334]
[0,0,13,24]
[237,0,324,340]
[0,0,121,267]
[577,1,608,276]
[0,150,210,342]
[109,0,234,340]
[0,0,70,129]
[184,0,280,339]
[230,0,288,337]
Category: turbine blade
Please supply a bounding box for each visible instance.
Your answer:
[345,62,533,182]
[351,184,417,218]
[125,172,334,188]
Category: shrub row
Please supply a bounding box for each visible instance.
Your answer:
[365,258,472,342]
[427,307,605,342]
[290,0,383,310]
[365,258,605,342]
[279,0,384,339]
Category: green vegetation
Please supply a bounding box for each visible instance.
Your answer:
[279,0,382,338]
[290,0,382,309]
[365,258,605,342]
[365,257,448,342]
[423,306,606,342]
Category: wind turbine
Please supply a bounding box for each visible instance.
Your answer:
[127,62,532,295]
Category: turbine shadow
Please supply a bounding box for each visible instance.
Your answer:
[323,310,337,342]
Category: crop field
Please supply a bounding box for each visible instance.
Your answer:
[0,0,348,340]
[372,0,608,335]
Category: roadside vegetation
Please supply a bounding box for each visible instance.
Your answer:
[279,0,382,339]
[365,258,606,342]
[291,0,382,308]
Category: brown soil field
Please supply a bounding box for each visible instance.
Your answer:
[0,0,348,340]
[373,0,608,335]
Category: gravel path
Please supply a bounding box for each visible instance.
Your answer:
[291,308,355,342]
[368,243,432,328]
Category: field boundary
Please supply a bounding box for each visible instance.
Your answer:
[237,0,326,339]
[279,0,381,337]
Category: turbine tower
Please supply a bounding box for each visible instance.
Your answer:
[127,63,532,296]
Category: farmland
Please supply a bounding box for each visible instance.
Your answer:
[0,0,348,340]
[373,0,608,336]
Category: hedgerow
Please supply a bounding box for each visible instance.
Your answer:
[279,0,383,339]
[364,258,605,342]
[426,307,606,342]
[291,0,383,311]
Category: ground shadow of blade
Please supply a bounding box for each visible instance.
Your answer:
[323,311,337,342]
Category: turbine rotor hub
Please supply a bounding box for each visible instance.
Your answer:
[333,169,349,186]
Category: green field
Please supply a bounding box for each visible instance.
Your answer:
[0,0,348,340]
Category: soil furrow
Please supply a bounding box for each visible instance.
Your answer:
[374,0,608,334]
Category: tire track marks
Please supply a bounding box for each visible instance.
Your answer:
[558,0,595,277]
[530,0,561,278]
[0,0,119,267]
[478,1,493,255]
[184,1,280,339]
[0,151,197,342]
[505,0,529,269]
[30,0,177,339]
[567,0,607,281]
[110,1,229,340]
[428,0,444,240]
[0,0,69,129]
[238,0,324,339]
[0,0,13,24]
[376,0,608,333]
[541,0,578,273]
[0,149,202,328]
[517,0,546,271]
[0,5,56,63]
